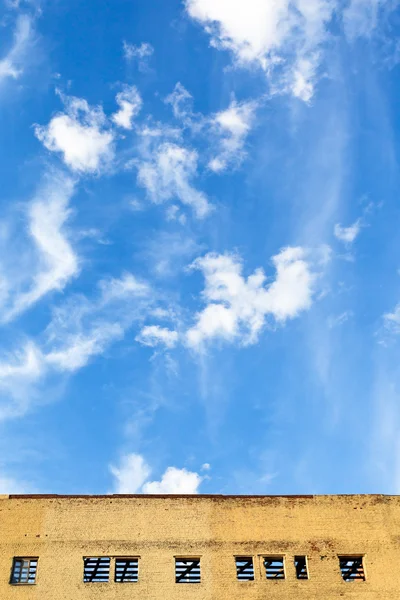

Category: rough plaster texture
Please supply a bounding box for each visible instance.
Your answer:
[0,494,399,599]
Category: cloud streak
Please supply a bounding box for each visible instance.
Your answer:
[0,15,33,83]
[1,171,79,323]
[0,272,152,420]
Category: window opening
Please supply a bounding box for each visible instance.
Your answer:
[10,558,38,585]
[115,558,139,583]
[83,557,110,583]
[339,556,365,582]
[175,558,201,583]
[263,557,285,580]
[235,557,254,581]
[294,556,308,579]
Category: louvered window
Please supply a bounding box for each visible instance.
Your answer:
[263,556,285,579]
[10,558,38,585]
[295,555,308,579]
[235,556,254,581]
[339,556,365,582]
[83,557,110,583]
[175,558,201,583]
[115,558,139,583]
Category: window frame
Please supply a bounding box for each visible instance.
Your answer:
[260,555,286,581]
[114,556,140,584]
[174,556,202,584]
[10,557,39,586]
[294,555,309,580]
[338,555,366,582]
[83,556,111,583]
[234,556,255,582]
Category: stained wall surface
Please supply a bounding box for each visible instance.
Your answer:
[0,494,399,599]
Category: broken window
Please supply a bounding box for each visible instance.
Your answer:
[83,557,110,583]
[339,556,365,582]
[10,558,38,585]
[235,557,254,581]
[115,558,139,583]
[175,558,201,583]
[294,556,309,580]
[263,556,285,579]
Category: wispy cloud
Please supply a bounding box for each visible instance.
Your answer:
[35,92,115,174]
[0,14,33,83]
[110,453,203,494]
[0,272,152,420]
[136,142,211,218]
[136,325,179,349]
[123,41,154,71]
[0,473,28,494]
[165,82,194,121]
[1,171,79,323]
[343,0,389,39]
[383,304,400,335]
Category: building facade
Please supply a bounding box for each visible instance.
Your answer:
[0,493,399,599]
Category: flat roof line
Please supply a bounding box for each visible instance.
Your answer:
[6,494,391,500]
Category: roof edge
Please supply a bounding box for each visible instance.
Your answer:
[6,494,391,500]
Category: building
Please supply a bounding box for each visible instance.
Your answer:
[0,493,399,598]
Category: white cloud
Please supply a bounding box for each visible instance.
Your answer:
[186,247,316,349]
[209,99,256,172]
[0,15,33,83]
[112,85,142,130]
[184,0,335,101]
[2,171,79,323]
[35,93,114,174]
[110,454,151,494]
[123,41,154,70]
[143,467,202,494]
[110,453,203,494]
[136,325,179,348]
[137,142,211,218]
[334,219,362,244]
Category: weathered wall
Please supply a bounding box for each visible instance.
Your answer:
[0,494,399,599]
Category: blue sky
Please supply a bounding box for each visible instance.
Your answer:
[1,0,400,496]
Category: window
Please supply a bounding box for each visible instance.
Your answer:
[175,558,201,583]
[263,557,285,580]
[115,558,139,583]
[339,556,365,582]
[235,557,254,581]
[294,556,308,579]
[83,557,110,583]
[10,558,38,585]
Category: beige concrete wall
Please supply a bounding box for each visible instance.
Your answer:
[0,494,399,599]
